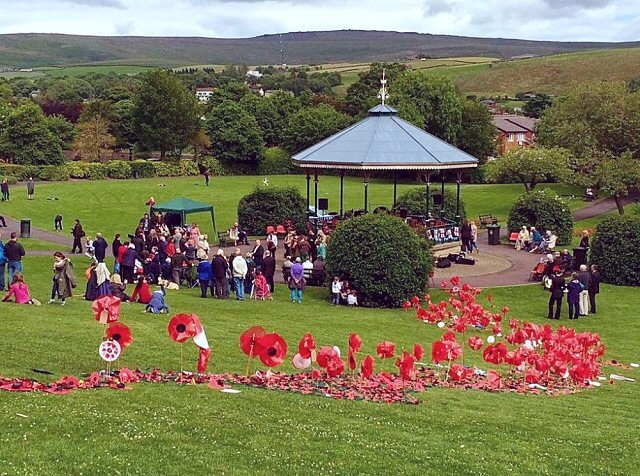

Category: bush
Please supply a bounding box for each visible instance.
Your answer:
[257,147,299,175]
[84,163,108,180]
[3,176,18,185]
[66,161,89,179]
[130,160,156,178]
[40,165,70,181]
[198,156,227,176]
[0,164,27,180]
[590,215,640,286]
[237,186,306,235]
[105,160,133,179]
[507,189,573,245]
[393,187,466,222]
[326,214,433,308]
[152,160,200,177]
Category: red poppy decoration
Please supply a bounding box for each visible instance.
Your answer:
[376,341,396,359]
[92,295,121,324]
[396,351,416,381]
[432,341,449,364]
[198,348,212,374]
[349,333,362,353]
[413,343,425,361]
[168,314,197,343]
[240,326,266,356]
[468,336,484,351]
[486,370,502,390]
[361,355,375,379]
[327,356,345,378]
[450,276,461,286]
[256,333,288,368]
[449,363,473,382]
[316,346,337,368]
[298,333,317,359]
[402,300,412,311]
[348,349,357,371]
[106,322,133,349]
[483,343,509,365]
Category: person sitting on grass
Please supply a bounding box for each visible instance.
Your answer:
[109,274,130,302]
[130,275,152,304]
[2,272,33,304]
[347,289,358,307]
[145,284,169,314]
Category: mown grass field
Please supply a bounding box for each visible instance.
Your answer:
[0,255,637,475]
[0,176,584,241]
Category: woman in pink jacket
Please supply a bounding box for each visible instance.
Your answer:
[2,272,33,304]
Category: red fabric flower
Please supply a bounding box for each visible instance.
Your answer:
[349,333,362,353]
[412,295,421,307]
[106,322,133,349]
[442,331,457,342]
[502,306,510,315]
[327,356,345,378]
[468,336,484,351]
[240,326,266,356]
[92,295,121,324]
[168,314,197,343]
[431,340,462,363]
[316,346,337,368]
[492,323,502,335]
[486,370,502,389]
[348,349,357,371]
[298,333,317,359]
[483,343,508,365]
[376,341,396,359]
[256,333,288,368]
[118,368,138,384]
[361,355,375,379]
[413,343,424,361]
[198,348,212,373]
[450,276,461,286]
[402,300,412,311]
[396,351,416,381]
[449,363,473,382]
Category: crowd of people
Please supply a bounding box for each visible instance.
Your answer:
[547,264,600,320]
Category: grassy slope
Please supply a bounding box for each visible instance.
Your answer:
[0,256,637,474]
[0,176,583,240]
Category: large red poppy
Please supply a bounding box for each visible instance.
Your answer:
[376,341,396,359]
[349,333,362,353]
[298,333,316,359]
[449,363,473,382]
[256,333,288,367]
[168,314,197,343]
[316,346,337,368]
[432,340,463,363]
[396,351,415,381]
[468,336,484,351]
[483,343,508,365]
[106,322,133,349]
[413,343,425,361]
[326,356,345,378]
[92,295,121,324]
[240,326,266,356]
[361,355,375,379]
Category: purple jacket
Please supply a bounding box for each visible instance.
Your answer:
[566,279,581,304]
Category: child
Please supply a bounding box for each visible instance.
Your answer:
[84,236,95,260]
[254,271,272,301]
[331,276,342,305]
[347,290,358,307]
[2,272,33,304]
[130,275,152,304]
[146,284,169,314]
[54,214,63,231]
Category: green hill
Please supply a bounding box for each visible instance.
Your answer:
[1,30,639,68]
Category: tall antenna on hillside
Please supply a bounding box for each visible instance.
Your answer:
[279,34,285,68]
[377,68,389,105]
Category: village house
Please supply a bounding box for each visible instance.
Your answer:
[492,114,539,155]
[195,87,215,102]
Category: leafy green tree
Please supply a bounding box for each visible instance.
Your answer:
[590,214,640,285]
[206,100,264,165]
[456,100,497,162]
[112,99,138,150]
[537,81,640,213]
[594,154,640,214]
[42,77,95,103]
[239,94,283,147]
[522,93,553,118]
[133,69,201,159]
[486,147,571,192]
[345,62,408,116]
[394,73,463,143]
[0,103,64,165]
[46,114,75,149]
[73,113,116,161]
[282,104,352,154]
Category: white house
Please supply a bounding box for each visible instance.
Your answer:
[195,87,215,102]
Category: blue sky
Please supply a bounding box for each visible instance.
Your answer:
[0,0,638,42]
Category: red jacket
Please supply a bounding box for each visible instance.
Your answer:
[130,282,152,304]
[117,245,127,264]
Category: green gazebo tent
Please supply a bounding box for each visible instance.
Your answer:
[151,197,217,234]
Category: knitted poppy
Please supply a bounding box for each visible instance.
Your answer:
[168,314,197,343]
[92,295,121,324]
[326,356,345,378]
[348,349,357,371]
[298,333,317,359]
[449,363,473,382]
[240,326,266,356]
[106,322,133,349]
[483,343,508,365]
[396,351,415,381]
[316,346,337,368]
[256,333,288,368]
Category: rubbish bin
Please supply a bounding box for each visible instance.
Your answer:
[487,224,501,245]
[20,219,31,238]
[573,247,588,271]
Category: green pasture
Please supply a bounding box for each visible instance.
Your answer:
[0,256,637,474]
[43,65,153,78]
[0,176,585,241]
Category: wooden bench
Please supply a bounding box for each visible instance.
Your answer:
[217,231,235,247]
[478,214,497,228]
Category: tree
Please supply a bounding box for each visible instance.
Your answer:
[590,214,640,286]
[507,189,574,245]
[46,114,75,149]
[282,104,352,154]
[485,147,572,192]
[0,103,64,165]
[239,94,284,147]
[73,113,116,161]
[237,186,306,235]
[206,100,264,165]
[112,99,138,150]
[456,100,497,162]
[537,81,640,213]
[345,62,408,116]
[522,93,553,118]
[393,73,463,143]
[133,69,201,159]
[594,154,640,214]
[42,77,95,103]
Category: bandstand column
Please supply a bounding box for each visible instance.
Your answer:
[340,172,345,217]
[455,171,462,226]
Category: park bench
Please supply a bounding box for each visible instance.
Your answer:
[217,231,235,247]
[478,214,498,228]
[509,232,519,243]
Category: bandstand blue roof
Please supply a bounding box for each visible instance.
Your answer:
[292,105,478,171]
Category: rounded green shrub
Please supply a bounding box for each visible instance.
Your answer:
[130,160,156,178]
[507,189,573,245]
[105,160,133,179]
[590,215,640,286]
[66,161,89,179]
[326,214,433,308]
[237,185,306,235]
[0,164,27,180]
[84,163,108,180]
[393,187,466,222]
[257,147,299,175]
[198,156,227,176]
[40,165,70,181]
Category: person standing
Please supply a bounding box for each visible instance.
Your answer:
[0,233,7,291]
[27,177,35,200]
[71,219,84,254]
[588,264,601,314]
[197,257,213,298]
[111,234,122,273]
[547,269,565,320]
[262,250,276,293]
[232,248,247,301]
[1,178,9,201]
[566,272,582,320]
[212,249,229,299]
[577,264,591,316]
[4,232,25,283]
[460,220,472,253]
[252,239,265,271]
[49,252,76,305]
[289,257,305,303]
[94,233,108,263]
[470,220,480,253]
[204,169,210,186]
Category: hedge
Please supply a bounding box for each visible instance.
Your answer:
[507,189,573,245]
[590,214,640,286]
[257,147,299,175]
[237,186,307,235]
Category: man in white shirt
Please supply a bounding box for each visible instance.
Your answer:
[232,248,247,300]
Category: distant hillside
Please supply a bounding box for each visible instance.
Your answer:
[1,30,640,68]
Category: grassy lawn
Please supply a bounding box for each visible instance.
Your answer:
[0,176,584,241]
[0,256,637,474]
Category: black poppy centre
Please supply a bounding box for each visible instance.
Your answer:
[267,347,277,357]
[177,324,187,333]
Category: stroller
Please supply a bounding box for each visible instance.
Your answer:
[252,273,272,301]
